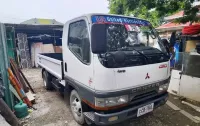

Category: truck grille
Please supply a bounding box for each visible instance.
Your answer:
[131,91,157,102]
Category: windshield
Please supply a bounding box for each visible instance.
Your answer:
[91,15,169,68]
[91,15,166,54]
[106,24,165,53]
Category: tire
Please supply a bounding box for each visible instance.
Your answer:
[42,71,52,90]
[70,90,85,125]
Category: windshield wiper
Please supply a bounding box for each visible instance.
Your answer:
[122,47,149,63]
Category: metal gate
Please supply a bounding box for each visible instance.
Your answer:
[0,23,13,109]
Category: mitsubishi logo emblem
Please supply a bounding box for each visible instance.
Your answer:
[145,73,150,79]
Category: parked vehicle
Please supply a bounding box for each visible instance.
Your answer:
[37,14,170,125]
[168,31,200,103]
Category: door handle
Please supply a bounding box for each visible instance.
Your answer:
[65,62,67,72]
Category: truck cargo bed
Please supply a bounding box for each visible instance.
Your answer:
[37,53,63,79]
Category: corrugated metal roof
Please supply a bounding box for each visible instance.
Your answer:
[164,11,184,21]
[157,22,189,30]
[164,9,200,21]
[156,21,200,31]
[21,18,63,25]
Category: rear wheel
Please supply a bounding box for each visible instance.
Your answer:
[70,90,85,125]
[42,71,52,90]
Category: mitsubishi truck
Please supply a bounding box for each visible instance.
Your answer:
[37,14,170,125]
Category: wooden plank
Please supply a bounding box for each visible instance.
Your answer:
[8,68,32,107]
[42,44,55,53]
[10,58,35,93]
[9,84,21,101]
[26,91,35,103]
[18,69,35,93]
[33,42,43,67]
[54,46,62,53]
[10,59,29,93]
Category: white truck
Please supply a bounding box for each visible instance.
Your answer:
[37,14,170,125]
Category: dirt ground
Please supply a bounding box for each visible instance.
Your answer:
[22,69,75,126]
[22,68,199,126]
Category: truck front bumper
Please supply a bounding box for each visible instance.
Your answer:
[84,93,168,125]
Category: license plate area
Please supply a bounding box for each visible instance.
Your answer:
[137,103,154,117]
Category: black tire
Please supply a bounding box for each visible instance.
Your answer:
[42,70,52,90]
[70,90,85,125]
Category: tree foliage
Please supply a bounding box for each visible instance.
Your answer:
[108,0,199,27]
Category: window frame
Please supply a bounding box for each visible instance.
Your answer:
[67,19,91,65]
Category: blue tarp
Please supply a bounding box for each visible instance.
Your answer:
[174,42,180,63]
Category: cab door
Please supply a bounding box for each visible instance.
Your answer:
[62,17,94,89]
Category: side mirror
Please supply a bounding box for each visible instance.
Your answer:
[196,43,200,54]
[91,24,107,54]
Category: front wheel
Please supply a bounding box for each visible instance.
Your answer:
[70,90,85,125]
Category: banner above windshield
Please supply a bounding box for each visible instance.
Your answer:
[91,15,151,26]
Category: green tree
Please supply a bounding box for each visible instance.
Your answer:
[109,0,126,14]
[108,0,199,26]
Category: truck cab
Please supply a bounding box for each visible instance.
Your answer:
[38,13,170,125]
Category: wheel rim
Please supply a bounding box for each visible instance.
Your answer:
[70,95,82,119]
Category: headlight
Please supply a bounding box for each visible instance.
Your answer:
[159,83,169,93]
[95,95,128,107]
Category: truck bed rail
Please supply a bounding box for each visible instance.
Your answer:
[37,53,63,79]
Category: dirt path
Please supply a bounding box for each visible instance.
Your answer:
[22,69,75,126]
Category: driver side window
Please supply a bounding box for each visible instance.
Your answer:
[68,20,90,64]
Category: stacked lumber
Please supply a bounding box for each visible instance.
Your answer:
[8,59,36,107]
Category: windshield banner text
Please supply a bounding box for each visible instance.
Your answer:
[91,15,150,26]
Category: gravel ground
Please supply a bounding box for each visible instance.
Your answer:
[22,68,198,126]
[0,114,10,126]
[169,94,200,118]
